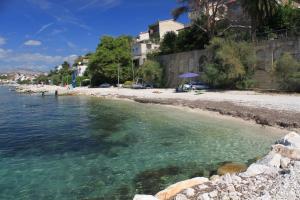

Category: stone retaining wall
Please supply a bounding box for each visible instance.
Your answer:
[157,38,300,89]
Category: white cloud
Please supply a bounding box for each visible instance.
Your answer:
[27,0,91,31]
[67,41,77,49]
[0,47,77,71]
[0,36,6,46]
[24,40,42,46]
[36,22,54,35]
[78,0,121,11]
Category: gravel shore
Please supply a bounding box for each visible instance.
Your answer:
[14,85,300,130]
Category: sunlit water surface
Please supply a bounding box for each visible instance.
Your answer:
[0,86,285,199]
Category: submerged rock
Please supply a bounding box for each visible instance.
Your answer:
[133,132,300,200]
[217,163,247,175]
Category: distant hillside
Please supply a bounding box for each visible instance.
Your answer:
[3,68,46,75]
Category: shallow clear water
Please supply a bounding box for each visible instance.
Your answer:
[0,86,284,199]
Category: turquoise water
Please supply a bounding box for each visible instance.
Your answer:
[0,86,284,199]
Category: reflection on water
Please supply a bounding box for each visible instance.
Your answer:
[0,86,284,199]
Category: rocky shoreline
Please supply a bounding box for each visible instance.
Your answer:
[131,98,300,130]
[134,132,300,200]
[12,85,300,130]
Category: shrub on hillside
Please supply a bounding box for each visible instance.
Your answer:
[274,53,300,92]
[202,38,256,89]
[137,60,163,87]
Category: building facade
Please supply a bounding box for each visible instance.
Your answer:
[132,19,185,66]
[148,19,185,41]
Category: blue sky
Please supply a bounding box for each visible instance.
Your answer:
[0,0,188,72]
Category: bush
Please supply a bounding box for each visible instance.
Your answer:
[202,38,256,89]
[76,76,90,87]
[136,60,163,87]
[123,81,133,88]
[274,53,300,92]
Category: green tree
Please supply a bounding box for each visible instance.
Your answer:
[88,35,133,86]
[34,75,49,84]
[239,0,279,40]
[160,31,178,54]
[172,0,230,39]
[274,53,300,92]
[202,37,256,89]
[176,22,209,52]
[137,60,163,87]
[268,3,300,35]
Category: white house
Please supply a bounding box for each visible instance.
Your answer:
[77,63,88,77]
[148,19,185,41]
[132,19,185,66]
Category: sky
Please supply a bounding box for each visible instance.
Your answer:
[0,0,188,72]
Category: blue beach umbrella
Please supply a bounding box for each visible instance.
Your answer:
[178,72,199,78]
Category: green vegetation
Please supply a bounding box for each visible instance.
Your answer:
[268,3,300,34]
[202,38,256,89]
[17,79,32,85]
[0,75,8,80]
[123,80,134,88]
[88,35,133,87]
[274,53,300,92]
[76,76,90,87]
[240,0,279,39]
[136,60,163,87]
[34,75,49,84]
[34,61,73,86]
[159,25,209,55]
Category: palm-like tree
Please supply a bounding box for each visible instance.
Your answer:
[239,0,279,40]
[172,0,227,38]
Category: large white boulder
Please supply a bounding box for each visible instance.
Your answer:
[240,164,276,177]
[258,151,281,168]
[277,132,300,148]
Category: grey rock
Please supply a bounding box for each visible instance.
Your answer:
[198,193,210,200]
[241,164,276,177]
[209,191,218,198]
[278,132,300,148]
[197,184,209,190]
[174,194,188,200]
[183,188,195,197]
[210,175,220,182]
[259,152,281,168]
[222,174,233,184]
[227,185,236,193]
[280,157,291,169]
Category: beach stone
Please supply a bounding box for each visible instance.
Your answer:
[231,175,242,183]
[197,184,209,190]
[241,164,274,177]
[133,195,159,200]
[210,175,220,182]
[155,177,208,200]
[217,163,247,175]
[174,194,188,200]
[280,157,291,168]
[183,188,195,197]
[209,190,218,198]
[198,193,210,200]
[227,185,236,193]
[259,152,281,168]
[222,173,233,184]
[273,144,300,160]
